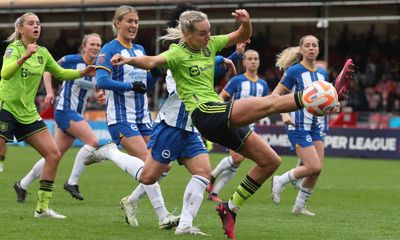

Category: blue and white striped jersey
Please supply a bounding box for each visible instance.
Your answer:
[155,70,197,132]
[56,54,96,115]
[222,73,269,129]
[223,73,269,100]
[96,39,151,125]
[279,63,329,131]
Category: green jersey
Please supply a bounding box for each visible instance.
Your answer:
[0,40,81,124]
[160,35,229,114]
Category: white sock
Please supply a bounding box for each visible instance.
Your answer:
[178,175,209,228]
[127,171,169,205]
[277,169,296,186]
[294,185,313,209]
[212,156,235,178]
[20,158,45,190]
[128,169,169,205]
[212,168,237,195]
[106,149,168,222]
[142,182,169,223]
[127,184,146,205]
[68,144,96,185]
[107,148,144,180]
[228,200,240,214]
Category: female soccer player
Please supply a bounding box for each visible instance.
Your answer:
[207,49,269,203]
[93,5,179,229]
[109,9,328,238]
[14,33,103,202]
[0,12,94,219]
[136,3,238,235]
[270,35,330,216]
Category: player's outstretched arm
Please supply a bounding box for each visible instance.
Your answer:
[226,9,252,48]
[111,54,166,70]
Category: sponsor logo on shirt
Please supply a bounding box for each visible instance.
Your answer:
[189,65,200,76]
[97,54,105,64]
[5,48,13,58]
[21,68,34,78]
[202,47,211,57]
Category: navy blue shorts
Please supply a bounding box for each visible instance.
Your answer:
[287,126,326,150]
[148,121,207,164]
[55,110,84,133]
[108,122,153,144]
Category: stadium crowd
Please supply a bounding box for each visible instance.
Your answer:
[2,23,398,115]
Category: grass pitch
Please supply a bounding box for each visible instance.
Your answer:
[0,146,399,240]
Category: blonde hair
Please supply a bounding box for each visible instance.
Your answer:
[6,12,37,43]
[112,5,138,36]
[275,35,319,70]
[159,10,208,44]
[79,33,102,53]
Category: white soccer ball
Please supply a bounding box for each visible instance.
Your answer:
[302,80,338,116]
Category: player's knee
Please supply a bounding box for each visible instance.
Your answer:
[260,155,281,170]
[307,163,322,174]
[45,148,62,163]
[268,155,282,169]
[87,138,98,148]
[232,156,245,166]
[272,156,282,170]
[139,173,158,185]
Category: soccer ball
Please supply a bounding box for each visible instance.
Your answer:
[302,80,338,116]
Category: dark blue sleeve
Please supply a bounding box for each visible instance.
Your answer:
[96,68,132,91]
[214,51,242,79]
[57,55,73,69]
[214,55,227,79]
[147,71,158,90]
[95,43,132,91]
[280,67,296,91]
[224,76,240,97]
[215,55,224,66]
[227,51,242,64]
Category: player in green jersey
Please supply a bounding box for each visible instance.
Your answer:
[110,9,329,239]
[0,12,95,219]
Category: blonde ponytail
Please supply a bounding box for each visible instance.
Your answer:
[5,12,37,43]
[5,17,21,42]
[275,47,301,70]
[159,10,208,44]
[159,25,184,44]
